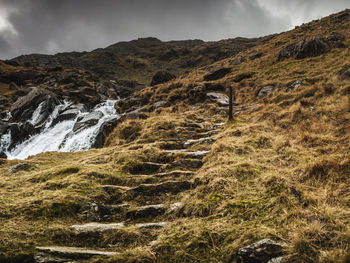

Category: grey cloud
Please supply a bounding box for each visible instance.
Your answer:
[0,0,348,59]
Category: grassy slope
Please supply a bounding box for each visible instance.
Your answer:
[0,9,350,263]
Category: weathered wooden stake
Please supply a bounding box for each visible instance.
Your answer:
[228,86,233,121]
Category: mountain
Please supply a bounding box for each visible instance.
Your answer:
[9,36,275,84]
[0,8,349,263]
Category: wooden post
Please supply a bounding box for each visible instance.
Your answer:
[228,86,233,121]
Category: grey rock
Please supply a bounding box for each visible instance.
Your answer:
[36,246,117,258]
[51,108,79,127]
[285,79,304,92]
[92,117,121,148]
[184,137,215,148]
[268,257,284,263]
[8,163,31,173]
[9,122,36,149]
[204,67,231,81]
[153,101,168,110]
[73,111,104,132]
[249,51,263,60]
[236,239,284,263]
[71,222,125,233]
[207,92,229,106]
[230,56,246,65]
[10,88,59,122]
[257,85,276,98]
[135,222,168,229]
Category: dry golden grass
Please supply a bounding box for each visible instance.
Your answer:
[0,9,350,262]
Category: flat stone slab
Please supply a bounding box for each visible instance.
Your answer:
[165,150,209,159]
[71,222,125,233]
[100,185,131,191]
[36,246,118,257]
[135,222,168,229]
[154,170,195,178]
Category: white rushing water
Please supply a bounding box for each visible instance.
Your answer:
[3,100,119,160]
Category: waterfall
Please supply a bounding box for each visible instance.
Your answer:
[3,100,119,160]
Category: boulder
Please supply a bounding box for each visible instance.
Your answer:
[285,79,304,92]
[92,117,121,148]
[296,35,330,59]
[257,85,276,98]
[151,70,176,86]
[8,163,31,173]
[249,51,263,60]
[278,36,331,60]
[153,101,168,110]
[326,32,346,48]
[73,111,104,132]
[31,96,61,128]
[230,56,246,65]
[236,239,284,263]
[204,67,231,81]
[206,92,229,106]
[68,86,102,108]
[51,108,80,127]
[10,88,59,122]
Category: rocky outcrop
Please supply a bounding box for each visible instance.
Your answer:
[235,239,284,263]
[278,35,337,61]
[9,122,36,149]
[10,88,60,122]
[92,117,121,148]
[151,71,176,86]
[204,67,231,81]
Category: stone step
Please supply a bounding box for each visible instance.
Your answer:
[71,222,125,233]
[70,221,168,234]
[183,137,216,148]
[84,203,130,222]
[126,204,166,220]
[128,170,195,179]
[165,150,209,159]
[127,180,191,196]
[36,246,118,259]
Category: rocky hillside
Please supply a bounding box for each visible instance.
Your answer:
[0,8,350,263]
[9,36,275,84]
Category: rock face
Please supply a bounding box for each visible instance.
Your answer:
[151,71,176,86]
[10,88,60,122]
[236,239,284,263]
[92,117,121,148]
[9,122,36,149]
[204,67,231,81]
[278,36,332,61]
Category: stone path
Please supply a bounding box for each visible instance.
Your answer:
[35,117,224,262]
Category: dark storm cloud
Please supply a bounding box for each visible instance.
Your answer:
[0,0,349,59]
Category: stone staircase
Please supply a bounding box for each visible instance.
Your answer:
[35,118,224,263]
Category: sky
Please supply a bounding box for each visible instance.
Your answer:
[0,0,349,59]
